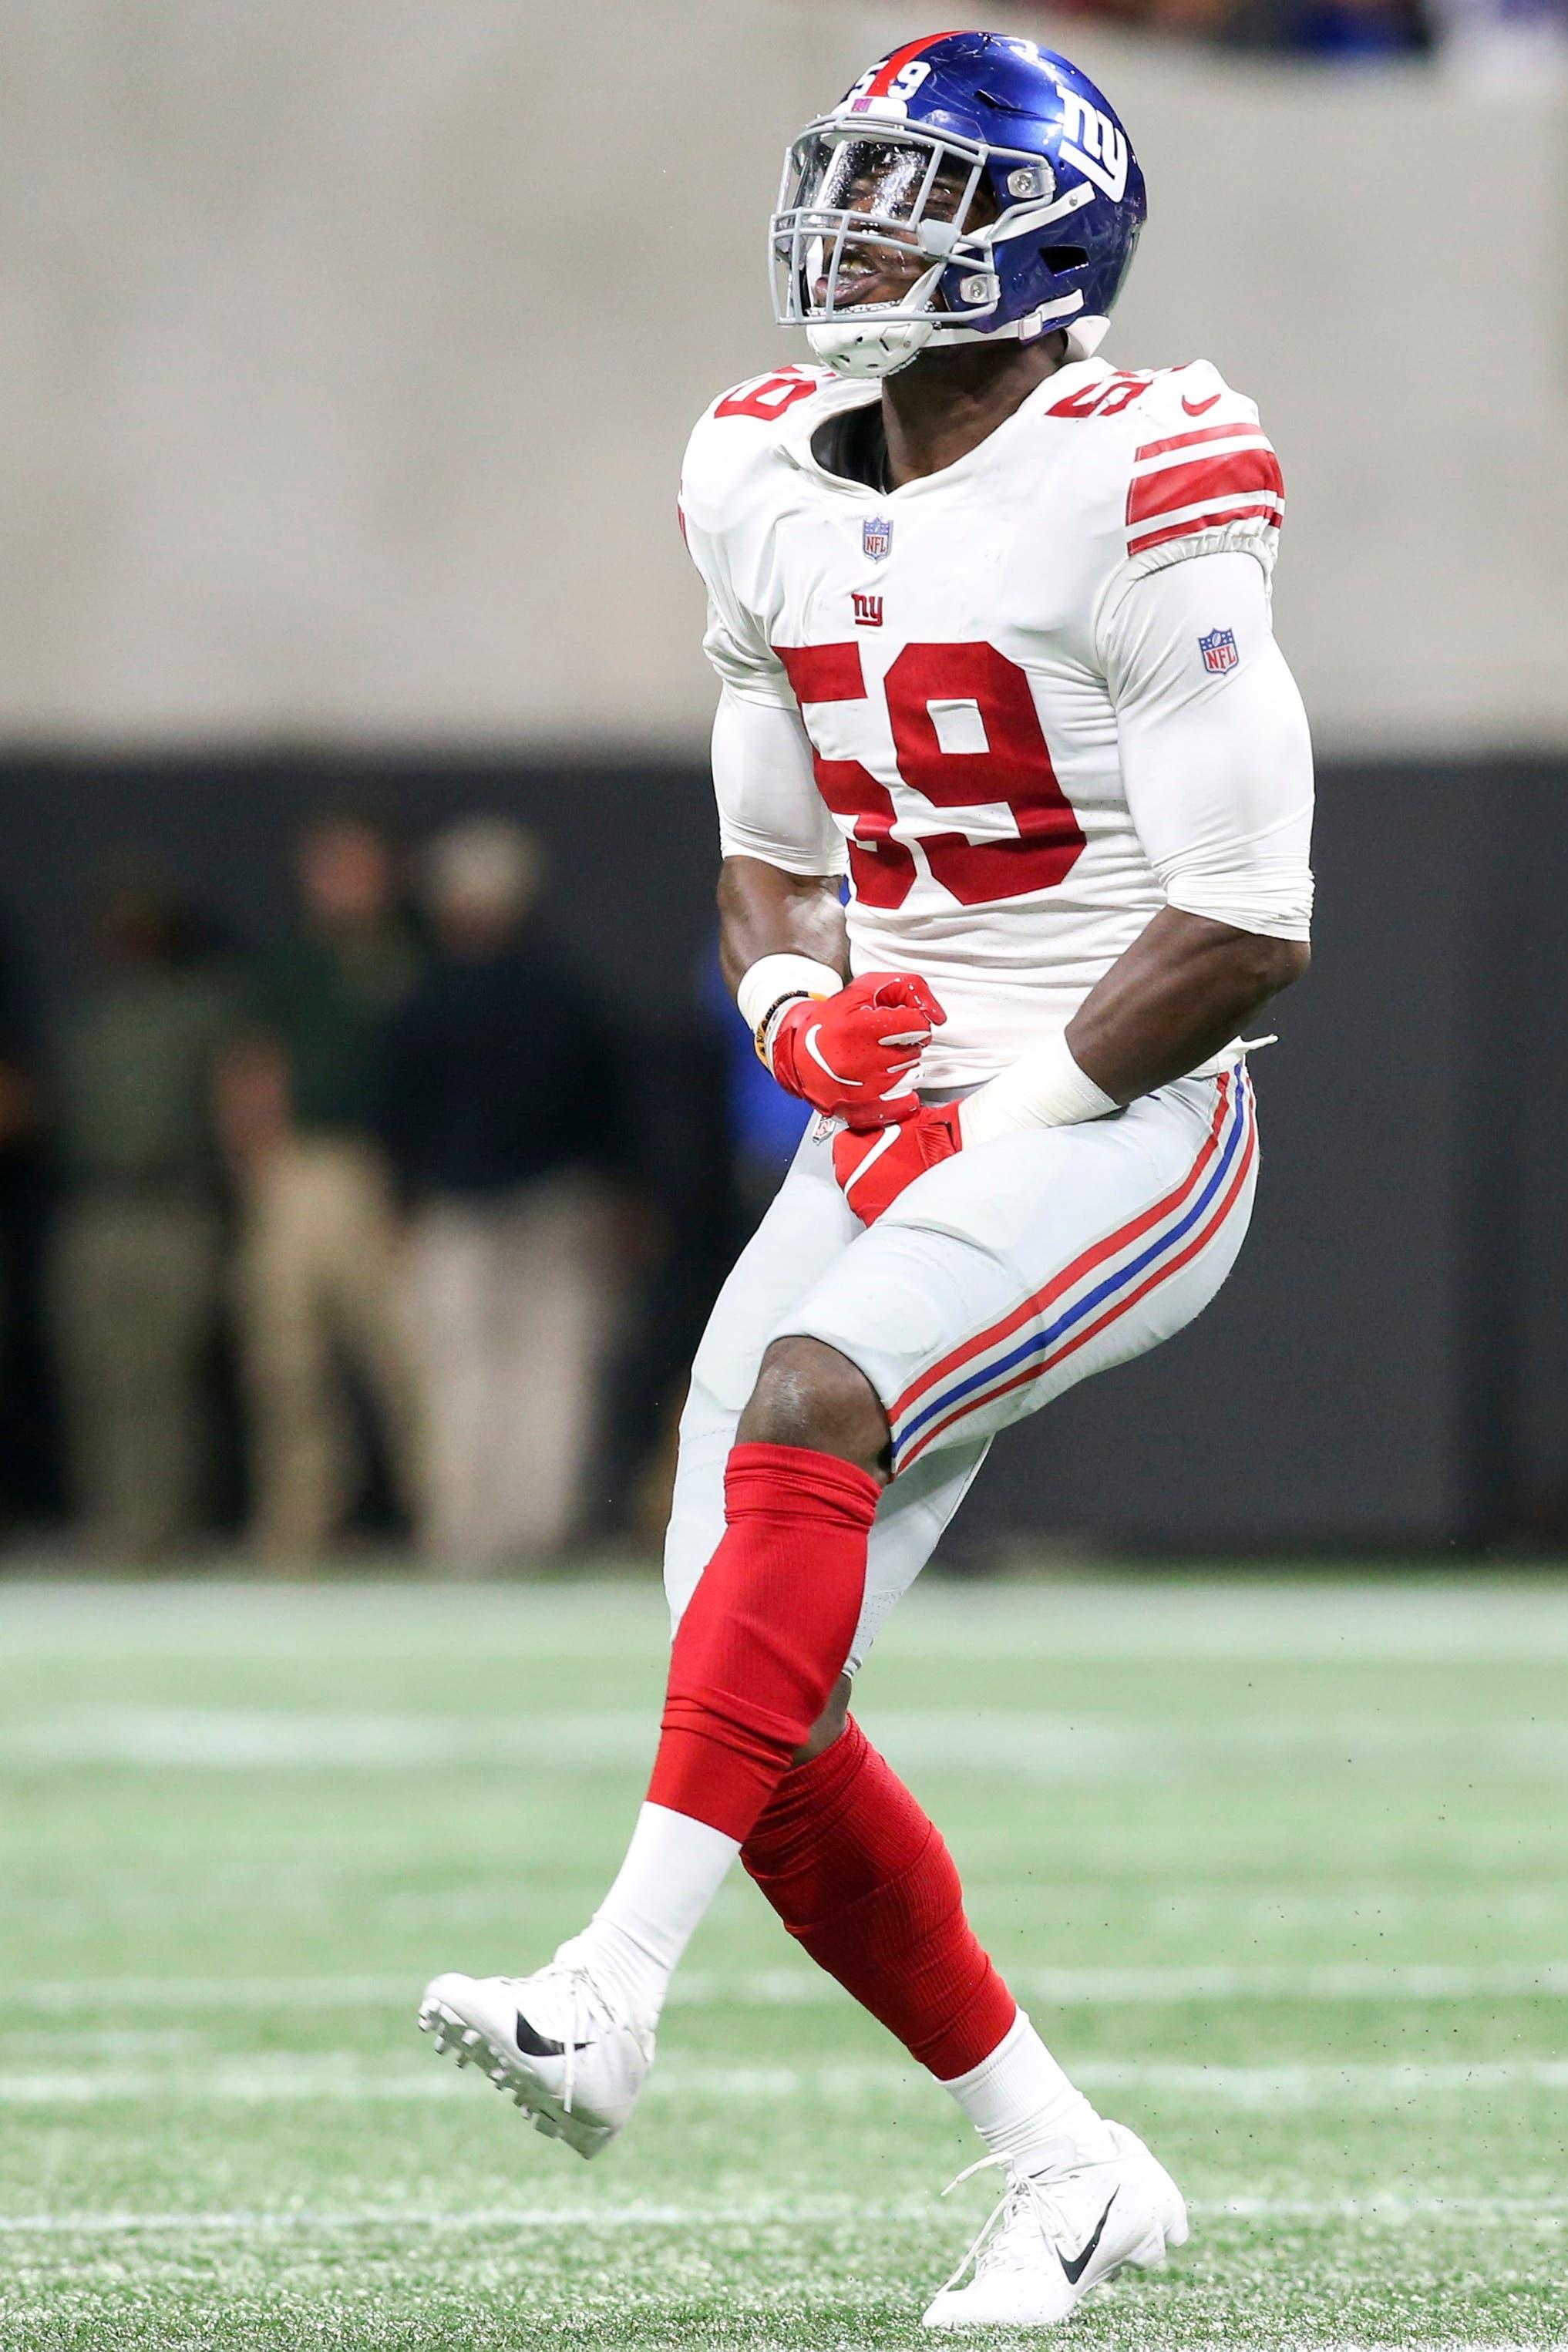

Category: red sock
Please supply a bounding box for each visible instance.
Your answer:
[646,1442,880,1843]
[742,1714,1017,2079]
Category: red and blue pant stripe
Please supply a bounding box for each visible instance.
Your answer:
[890,1067,1257,1472]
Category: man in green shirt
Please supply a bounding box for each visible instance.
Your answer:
[50,867,240,1561]
[220,813,424,1562]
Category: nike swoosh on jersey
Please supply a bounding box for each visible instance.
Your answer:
[514,2012,591,2058]
[1058,2191,1119,2286]
[1181,392,1222,416]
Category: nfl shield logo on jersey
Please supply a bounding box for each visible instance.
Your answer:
[1200,627,1239,675]
[863,516,893,562]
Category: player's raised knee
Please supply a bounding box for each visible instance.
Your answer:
[737,1336,890,1480]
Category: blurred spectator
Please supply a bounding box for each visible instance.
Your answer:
[49,865,238,1562]
[0,916,42,1525]
[220,813,423,1563]
[1219,0,1430,52]
[587,969,755,1551]
[1037,0,1433,51]
[1424,0,1566,76]
[379,816,631,1567]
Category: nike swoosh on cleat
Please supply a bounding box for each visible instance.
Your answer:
[1059,2191,1118,2286]
[513,2013,591,2058]
[1182,392,1221,415]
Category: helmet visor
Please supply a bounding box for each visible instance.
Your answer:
[772,126,993,325]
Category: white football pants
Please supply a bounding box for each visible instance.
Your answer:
[665,1064,1257,1673]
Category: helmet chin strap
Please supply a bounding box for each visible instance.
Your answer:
[807,308,1109,382]
[807,318,936,379]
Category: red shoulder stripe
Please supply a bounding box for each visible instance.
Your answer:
[1134,422,1261,464]
[1128,448,1284,527]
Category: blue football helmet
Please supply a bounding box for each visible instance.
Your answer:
[772,31,1146,379]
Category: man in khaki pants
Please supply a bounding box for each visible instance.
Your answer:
[221,815,424,1563]
[379,818,631,1567]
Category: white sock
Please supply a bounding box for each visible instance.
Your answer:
[569,1802,740,2031]
[940,2009,1115,2177]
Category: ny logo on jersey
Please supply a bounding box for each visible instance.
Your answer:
[1200,628,1240,675]
[1058,92,1129,204]
[851,591,883,628]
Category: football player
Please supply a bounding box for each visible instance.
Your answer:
[423,32,1312,2328]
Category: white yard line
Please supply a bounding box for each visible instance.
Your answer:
[1200,2194,1568,2219]
[0,2202,914,2235]
[9,1959,1568,2013]
[0,1708,655,1769]
[9,1975,424,2010]
[0,2196,1563,2237]
[1006,1958,1568,2003]
[7,1704,1568,1774]
[2,2057,1566,2107]
[1075,2058,1568,2103]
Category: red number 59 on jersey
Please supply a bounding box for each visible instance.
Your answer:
[772,641,1087,910]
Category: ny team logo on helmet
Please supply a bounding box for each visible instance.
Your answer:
[772,30,1146,379]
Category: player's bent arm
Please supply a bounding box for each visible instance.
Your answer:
[718,859,947,1132]
[711,684,845,886]
[710,683,850,1001]
[1073,550,1311,1101]
[1065,904,1308,1104]
[710,691,947,1127]
[964,553,1312,1139]
[718,856,848,1001]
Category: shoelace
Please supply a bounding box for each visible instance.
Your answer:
[934,2155,1075,2296]
[500,1952,623,2116]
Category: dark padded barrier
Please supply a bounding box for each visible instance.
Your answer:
[988,770,1479,1552]
[1,751,1562,1551]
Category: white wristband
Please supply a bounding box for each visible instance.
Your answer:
[735,954,842,1048]
[958,1031,1119,1148]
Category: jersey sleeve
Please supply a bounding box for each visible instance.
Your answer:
[678,402,796,710]
[1099,550,1314,941]
[1115,364,1284,591]
[710,683,846,877]
[694,580,796,708]
[681,387,844,874]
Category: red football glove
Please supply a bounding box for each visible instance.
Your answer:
[833,1101,964,1225]
[769,972,946,1131]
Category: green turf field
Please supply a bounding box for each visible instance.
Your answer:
[2,1574,1566,2350]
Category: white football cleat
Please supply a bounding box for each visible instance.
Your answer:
[418,1940,654,2159]
[921,2120,1188,2330]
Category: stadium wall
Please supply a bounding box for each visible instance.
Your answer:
[5,749,1564,1555]
[0,2,1563,755]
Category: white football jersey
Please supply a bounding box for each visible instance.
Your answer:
[680,354,1307,1085]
